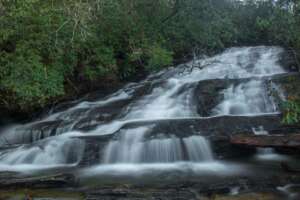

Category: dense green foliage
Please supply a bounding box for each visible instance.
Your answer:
[0,0,299,115]
[282,99,300,124]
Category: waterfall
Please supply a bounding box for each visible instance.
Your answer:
[252,126,288,161]
[0,46,288,170]
[212,80,278,116]
[252,126,274,155]
[102,127,213,163]
[98,46,285,164]
[0,132,85,170]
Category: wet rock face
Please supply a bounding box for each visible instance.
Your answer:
[278,49,299,72]
[0,189,287,200]
[119,115,284,138]
[193,79,230,116]
[272,73,300,101]
[211,138,257,159]
[193,73,300,117]
[0,176,297,200]
[76,115,288,163]
[86,188,196,200]
[193,78,260,116]
[79,139,106,166]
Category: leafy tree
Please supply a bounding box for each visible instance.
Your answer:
[1,0,300,116]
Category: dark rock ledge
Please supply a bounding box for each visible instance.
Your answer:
[1,173,300,200]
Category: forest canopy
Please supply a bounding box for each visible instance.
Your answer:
[0,0,299,115]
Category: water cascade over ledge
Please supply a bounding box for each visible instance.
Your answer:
[0,46,290,172]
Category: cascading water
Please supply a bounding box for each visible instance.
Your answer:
[212,80,278,115]
[102,127,213,163]
[0,132,85,170]
[0,46,288,171]
[97,46,285,164]
[252,126,288,161]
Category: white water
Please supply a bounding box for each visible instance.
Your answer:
[0,132,85,169]
[103,127,213,163]
[212,80,277,115]
[0,46,288,171]
[96,46,285,164]
[80,162,245,178]
[252,126,289,161]
[179,46,285,81]
[124,79,198,119]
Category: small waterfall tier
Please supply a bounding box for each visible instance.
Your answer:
[103,127,213,163]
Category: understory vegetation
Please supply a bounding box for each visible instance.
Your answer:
[0,0,300,120]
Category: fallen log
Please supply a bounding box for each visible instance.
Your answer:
[230,134,300,149]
